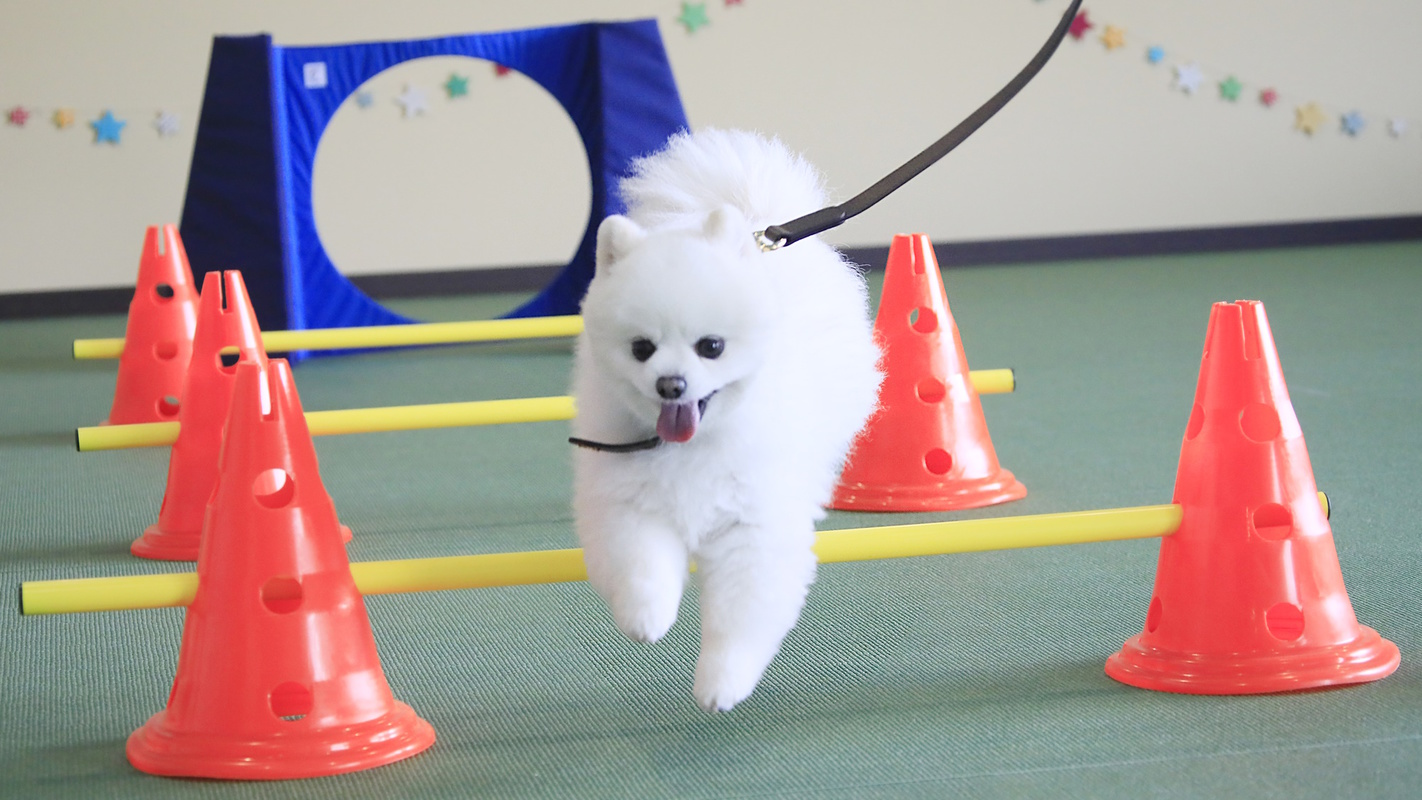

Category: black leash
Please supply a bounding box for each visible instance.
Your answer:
[754,0,1083,251]
[573,0,1082,454]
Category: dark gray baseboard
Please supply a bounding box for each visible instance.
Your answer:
[4,215,1418,320]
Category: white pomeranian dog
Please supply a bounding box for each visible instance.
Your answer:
[570,129,883,712]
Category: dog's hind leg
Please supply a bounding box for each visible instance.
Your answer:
[578,507,689,643]
[691,520,817,712]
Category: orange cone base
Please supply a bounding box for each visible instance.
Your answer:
[126,701,435,780]
[1106,625,1400,695]
[130,523,200,561]
[833,469,1026,512]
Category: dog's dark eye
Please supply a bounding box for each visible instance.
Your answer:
[630,338,656,362]
[695,336,725,360]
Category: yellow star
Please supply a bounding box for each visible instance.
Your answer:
[1101,26,1126,51]
[1294,102,1328,136]
[52,108,75,129]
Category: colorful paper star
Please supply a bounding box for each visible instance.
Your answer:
[1218,76,1243,102]
[7,106,30,127]
[354,90,374,108]
[444,73,470,99]
[52,108,75,129]
[1294,103,1327,136]
[1100,26,1125,51]
[1173,63,1204,95]
[90,110,126,144]
[1259,88,1278,108]
[153,111,180,137]
[1068,10,1094,40]
[1388,118,1407,138]
[1146,46,1165,64]
[494,64,512,77]
[1340,111,1366,137]
[677,2,710,34]
[396,85,428,118]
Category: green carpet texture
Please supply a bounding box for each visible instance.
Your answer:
[1,242,1419,798]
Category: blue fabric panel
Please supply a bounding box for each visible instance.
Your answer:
[178,35,291,332]
[507,20,689,318]
[181,20,689,345]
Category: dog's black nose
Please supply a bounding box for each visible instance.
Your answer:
[656,375,687,400]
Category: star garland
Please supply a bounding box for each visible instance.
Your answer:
[1051,3,1413,141]
[0,102,184,144]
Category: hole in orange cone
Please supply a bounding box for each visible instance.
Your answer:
[909,307,938,334]
[924,448,953,475]
[1239,403,1281,442]
[253,469,296,509]
[1265,603,1305,640]
[261,576,304,614]
[157,396,181,418]
[218,351,241,373]
[1185,404,1204,440]
[153,340,179,361]
[1146,597,1163,632]
[154,283,175,302]
[270,682,313,721]
[1252,503,1294,541]
[916,377,946,403]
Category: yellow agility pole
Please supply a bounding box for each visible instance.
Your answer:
[75,369,1015,452]
[72,315,586,360]
[19,492,1329,616]
[76,396,580,452]
[8,501,1182,616]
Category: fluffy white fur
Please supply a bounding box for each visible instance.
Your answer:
[571,129,882,711]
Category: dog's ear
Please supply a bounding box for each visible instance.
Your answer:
[595,215,646,276]
[703,205,755,257]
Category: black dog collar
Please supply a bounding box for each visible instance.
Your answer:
[568,435,662,453]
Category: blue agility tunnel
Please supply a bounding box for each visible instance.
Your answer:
[178,20,688,337]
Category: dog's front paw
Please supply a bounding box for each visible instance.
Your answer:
[692,647,770,712]
[612,598,679,643]
[607,579,682,643]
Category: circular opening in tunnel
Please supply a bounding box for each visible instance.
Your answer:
[311,56,592,281]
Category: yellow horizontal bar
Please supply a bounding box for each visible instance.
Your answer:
[76,420,181,451]
[72,316,586,360]
[76,370,1014,452]
[77,396,579,451]
[812,504,1181,563]
[21,503,1184,616]
[22,493,1327,617]
[304,396,578,437]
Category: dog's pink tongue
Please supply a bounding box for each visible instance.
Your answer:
[656,401,699,443]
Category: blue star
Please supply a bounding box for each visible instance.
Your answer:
[354,90,374,109]
[1340,111,1366,136]
[90,110,126,144]
[1146,46,1165,64]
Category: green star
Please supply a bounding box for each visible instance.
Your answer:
[677,2,710,34]
[1218,76,1243,102]
[444,73,470,99]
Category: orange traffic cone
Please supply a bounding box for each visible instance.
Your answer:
[104,225,199,425]
[832,234,1025,511]
[1106,300,1399,694]
[127,359,435,779]
[131,271,268,561]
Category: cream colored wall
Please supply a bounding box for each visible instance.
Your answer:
[1,0,1418,294]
